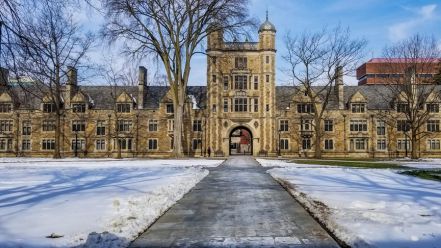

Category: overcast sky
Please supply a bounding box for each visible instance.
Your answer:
[77,0,441,86]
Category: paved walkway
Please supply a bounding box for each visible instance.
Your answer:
[130,156,339,248]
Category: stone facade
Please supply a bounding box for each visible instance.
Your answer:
[1,18,441,158]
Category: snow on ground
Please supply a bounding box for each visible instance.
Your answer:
[0,159,223,248]
[399,158,441,169]
[256,158,327,168]
[261,160,441,248]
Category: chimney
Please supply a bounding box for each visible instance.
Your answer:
[335,66,345,110]
[138,66,147,110]
[0,67,9,89]
[66,66,78,107]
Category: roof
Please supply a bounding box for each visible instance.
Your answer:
[366,58,441,63]
[258,13,276,33]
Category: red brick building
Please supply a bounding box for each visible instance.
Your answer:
[356,58,440,85]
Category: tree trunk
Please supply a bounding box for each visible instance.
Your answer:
[173,101,184,158]
[53,113,62,159]
[314,118,322,159]
[411,132,419,159]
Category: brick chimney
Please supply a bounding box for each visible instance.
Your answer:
[0,67,9,90]
[335,66,345,110]
[66,66,78,107]
[138,66,147,110]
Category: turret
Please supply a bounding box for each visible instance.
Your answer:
[258,11,276,50]
[0,67,9,90]
[207,24,224,50]
[66,66,77,107]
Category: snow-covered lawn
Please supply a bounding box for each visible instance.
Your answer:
[0,158,223,248]
[400,158,441,169]
[259,159,441,248]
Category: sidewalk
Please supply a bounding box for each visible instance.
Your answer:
[130,156,339,247]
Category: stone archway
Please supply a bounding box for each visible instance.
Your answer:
[229,126,253,156]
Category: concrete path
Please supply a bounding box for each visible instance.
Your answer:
[130,156,339,248]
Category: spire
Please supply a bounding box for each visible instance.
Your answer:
[266,9,269,21]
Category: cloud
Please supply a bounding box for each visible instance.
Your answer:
[388,4,437,42]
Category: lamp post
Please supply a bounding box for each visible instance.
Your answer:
[74,128,78,157]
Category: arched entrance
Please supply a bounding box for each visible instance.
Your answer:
[229,126,253,156]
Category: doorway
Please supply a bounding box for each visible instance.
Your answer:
[229,126,253,156]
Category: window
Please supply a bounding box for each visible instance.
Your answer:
[167,119,174,132]
[72,103,86,113]
[43,103,55,113]
[234,98,248,112]
[193,120,202,132]
[301,119,312,131]
[397,139,411,151]
[0,120,13,132]
[117,103,131,113]
[266,56,270,64]
[397,120,410,132]
[223,76,229,91]
[212,104,217,112]
[324,139,334,150]
[148,139,158,150]
[279,120,288,132]
[42,139,55,150]
[96,121,106,136]
[166,104,174,113]
[72,120,86,132]
[42,120,55,132]
[21,139,31,151]
[350,120,367,132]
[427,139,441,150]
[266,104,269,112]
[0,103,12,113]
[297,103,314,113]
[397,103,409,113]
[212,74,217,83]
[377,120,386,135]
[377,139,387,150]
[117,120,132,132]
[148,120,158,132]
[22,121,31,136]
[117,138,132,150]
[280,139,289,150]
[96,139,106,151]
[170,138,174,150]
[266,75,270,83]
[254,76,259,90]
[427,103,439,113]
[302,138,311,150]
[235,57,247,69]
[427,120,440,132]
[223,99,228,112]
[351,103,365,113]
[350,138,367,150]
[192,139,202,150]
[324,120,333,132]
[234,75,248,90]
[71,139,85,151]
[254,98,258,112]
[0,138,12,151]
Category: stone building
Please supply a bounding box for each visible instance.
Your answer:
[1,17,441,158]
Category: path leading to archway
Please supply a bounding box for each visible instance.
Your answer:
[130,157,339,247]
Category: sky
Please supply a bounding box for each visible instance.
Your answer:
[76,0,441,86]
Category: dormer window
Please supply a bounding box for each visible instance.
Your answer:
[397,103,409,113]
[43,103,55,113]
[427,103,439,113]
[166,103,174,114]
[351,103,365,113]
[0,103,12,113]
[72,103,86,113]
[297,103,314,113]
[235,57,247,69]
[117,103,131,113]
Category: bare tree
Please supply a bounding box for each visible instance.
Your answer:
[283,26,367,158]
[101,0,253,157]
[377,34,441,159]
[11,0,93,158]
